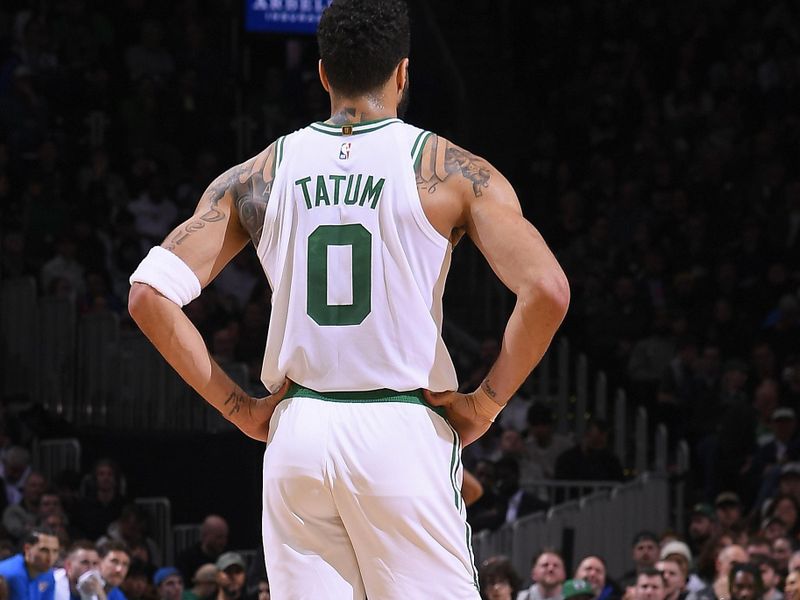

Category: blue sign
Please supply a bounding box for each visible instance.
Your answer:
[245,0,332,34]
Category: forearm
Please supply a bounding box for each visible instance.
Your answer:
[481,278,569,405]
[128,283,252,429]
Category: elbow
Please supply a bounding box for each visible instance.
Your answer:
[520,271,570,322]
[128,282,157,325]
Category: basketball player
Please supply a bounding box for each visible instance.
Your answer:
[128,0,569,596]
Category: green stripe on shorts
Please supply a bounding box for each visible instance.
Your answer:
[284,383,446,417]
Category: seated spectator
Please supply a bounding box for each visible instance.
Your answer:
[750,554,782,600]
[176,516,228,584]
[658,540,712,600]
[53,540,100,600]
[728,563,763,600]
[620,531,660,588]
[153,568,182,600]
[574,556,621,600]
[97,540,130,600]
[763,494,800,538]
[74,459,126,541]
[521,403,572,481]
[494,457,549,527]
[772,535,795,577]
[686,504,716,557]
[560,579,594,600]
[786,568,800,600]
[712,544,748,600]
[213,553,246,600]
[121,559,155,600]
[654,558,684,600]
[0,527,60,600]
[554,419,624,482]
[517,549,566,600]
[98,504,161,567]
[478,555,520,600]
[714,492,744,530]
[185,564,217,600]
[3,471,46,541]
[632,568,666,600]
[0,447,32,506]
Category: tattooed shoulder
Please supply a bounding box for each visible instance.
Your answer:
[415,136,491,198]
[234,144,276,247]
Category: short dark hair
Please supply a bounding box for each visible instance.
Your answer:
[97,539,130,559]
[23,527,58,546]
[728,562,763,595]
[318,0,410,96]
[637,567,666,585]
[632,531,659,546]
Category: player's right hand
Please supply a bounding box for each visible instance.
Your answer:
[423,389,495,448]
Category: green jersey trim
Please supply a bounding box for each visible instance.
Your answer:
[412,132,432,170]
[284,383,446,417]
[309,118,402,137]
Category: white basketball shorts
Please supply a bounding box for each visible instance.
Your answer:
[261,385,480,599]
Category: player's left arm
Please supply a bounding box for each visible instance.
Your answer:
[128,145,284,441]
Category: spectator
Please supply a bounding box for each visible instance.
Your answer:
[517,549,566,600]
[712,545,748,600]
[786,569,800,600]
[521,404,572,481]
[478,556,521,600]
[750,554,782,600]
[559,580,594,600]
[98,504,161,568]
[1,447,31,505]
[120,560,154,600]
[0,527,60,600]
[555,419,624,482]
[176,516,228,584]
[654,559,684,600]
[772,535,795,577]
[53,540,100,600]
[633,568,666,600]
[152,568,182,600]
[574,556,621,600]
[74,460,126,541]
[686,504,716,556]
[97,540,130,600]
[728,563,763,600]
[620,532,660,588]
[493,457,549,527]
[3,471,46,541]
[213,554,245,600]
[184,565,216,600]
[658,540,711,600]
[714,492,744,530]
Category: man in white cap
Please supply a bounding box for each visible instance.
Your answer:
[659,540,713,600]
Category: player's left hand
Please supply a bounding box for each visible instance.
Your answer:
[239,379,290,442]
[423,389,495,448]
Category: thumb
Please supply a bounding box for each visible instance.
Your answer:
[424,389,456,406]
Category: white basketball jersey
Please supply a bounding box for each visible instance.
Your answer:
[256,118,458,393]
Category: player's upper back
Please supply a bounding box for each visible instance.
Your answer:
[257,118,458,393]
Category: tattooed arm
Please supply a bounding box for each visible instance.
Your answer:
[128,144,283,441]
[418,136,570,446]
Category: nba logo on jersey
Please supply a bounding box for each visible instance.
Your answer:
[339,142,351,160]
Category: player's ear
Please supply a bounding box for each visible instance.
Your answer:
[395,58,409,94]
[318,60,331,93]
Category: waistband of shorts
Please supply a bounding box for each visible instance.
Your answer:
[284,383,446,417]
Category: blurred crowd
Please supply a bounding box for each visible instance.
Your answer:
[2,0,800,598]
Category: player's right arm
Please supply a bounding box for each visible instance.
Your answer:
[128,143,286,441]
[419,135,570,446]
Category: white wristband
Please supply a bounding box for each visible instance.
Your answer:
[129,246,202,307]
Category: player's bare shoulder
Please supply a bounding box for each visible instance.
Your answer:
[233,141,279,247]
[414,134,492,199]
[414,134,514,241]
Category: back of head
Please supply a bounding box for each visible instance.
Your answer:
[317,0,410,97]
